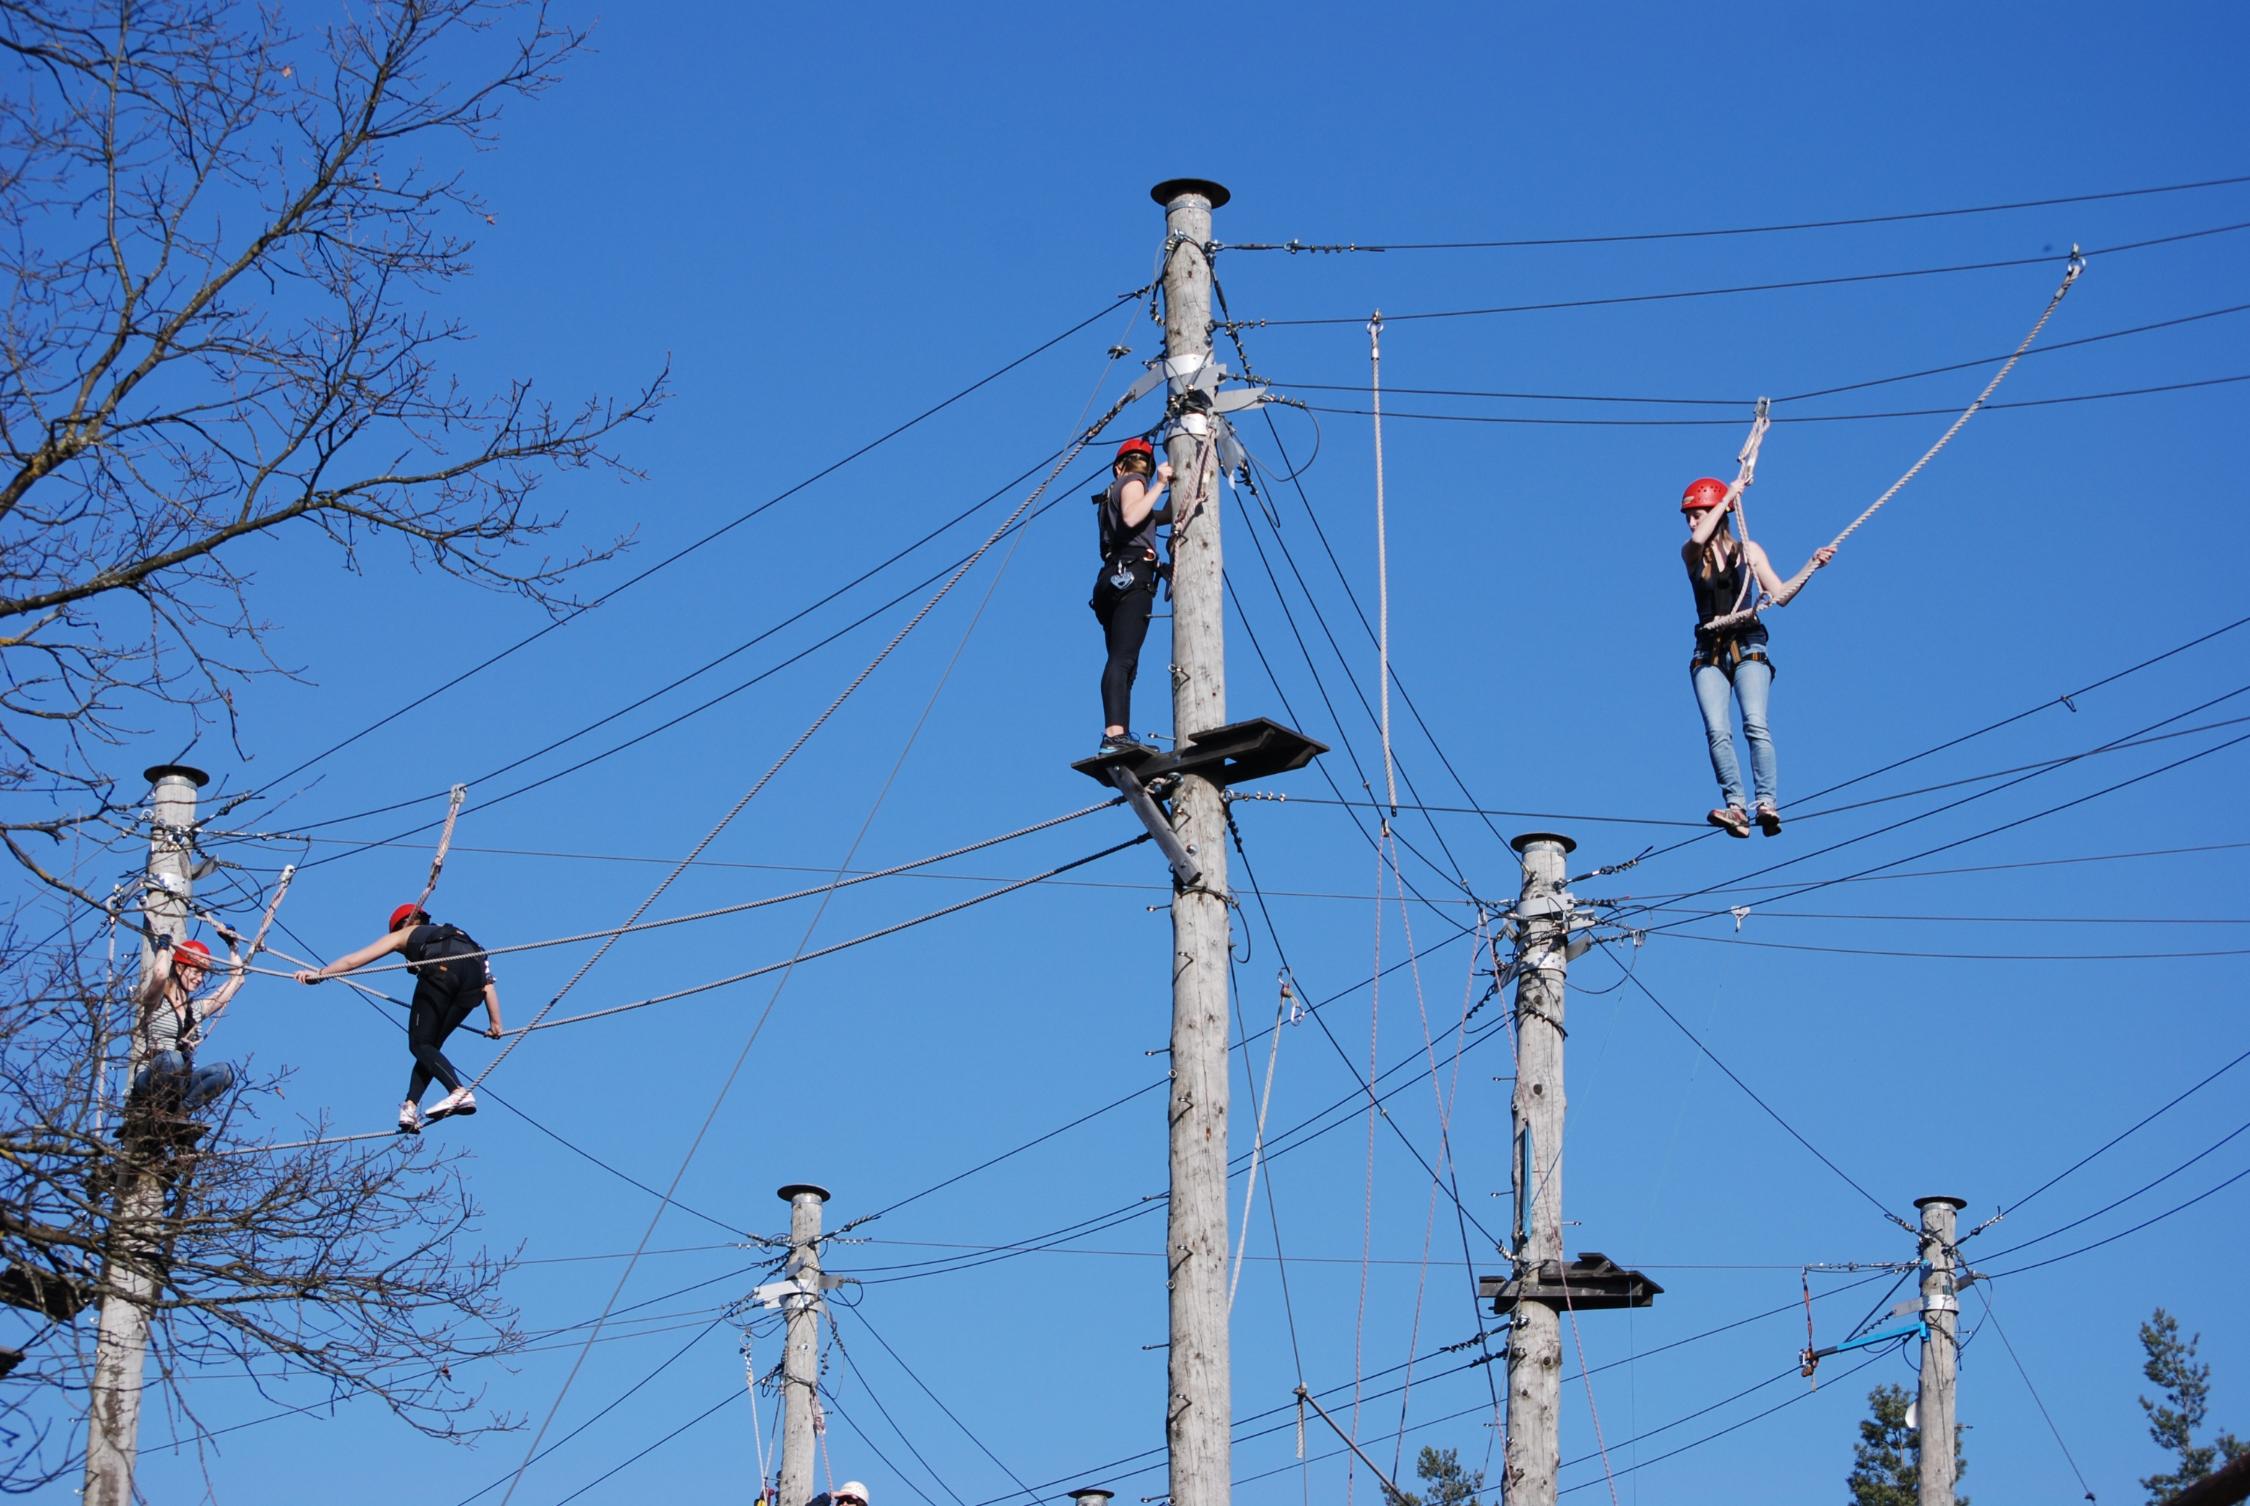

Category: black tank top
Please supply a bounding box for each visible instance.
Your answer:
[1688,547,1750,637]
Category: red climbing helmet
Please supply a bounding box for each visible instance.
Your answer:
[389,902,427,932]
[1680,477,1731,512]
[172,938,212,972]
[1114,437,1155,467]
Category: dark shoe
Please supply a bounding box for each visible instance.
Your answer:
[1099,733,1154,757]
[1707,805,1752,839]
[1755,802,1783,836]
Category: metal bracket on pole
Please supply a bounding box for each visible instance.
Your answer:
[1104,767,1202,889]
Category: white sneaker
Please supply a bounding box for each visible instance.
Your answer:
[397,1100,423,1135]
[425,1086,477,1122]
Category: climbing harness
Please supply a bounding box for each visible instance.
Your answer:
[1703,249,2087,633]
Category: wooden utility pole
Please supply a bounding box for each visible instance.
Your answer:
[84,763,206,1506]
[1502,832,1574,1506]
[776,1183,830,1506]
[1153,175,1232,1506]
[1916,1195,1966,1506]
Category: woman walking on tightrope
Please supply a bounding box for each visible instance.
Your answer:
[130,936,246,1117]
[1090,437,1173,754]
[296,904,503,1133]
[1680,476,1835,838]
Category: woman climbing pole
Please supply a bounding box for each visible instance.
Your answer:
[129,936,246,1118]
[1680,477,1834,838]
[1090,436,1173,754]
[295,904,503,1134]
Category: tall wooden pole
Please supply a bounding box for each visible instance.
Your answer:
[1153,175,1232,1506]
[1916,1195,1966,1506]
[84,763,206,1506]
[1503,832,1575,1506]
[776,1183,830,1506]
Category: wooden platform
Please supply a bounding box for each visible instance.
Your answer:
[1070,717,1327,791]
[1479,1252,1662,1314]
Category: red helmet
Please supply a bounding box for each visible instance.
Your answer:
[1114,437,1155,466]
[1680,477,1731,512]
[389,903,427,932]
[171,938,212,972]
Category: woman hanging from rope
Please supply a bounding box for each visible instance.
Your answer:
[1090,436,1172,755]
[1680,477,1834,838]
[128,935,246,1119]
[295,904,503,1134]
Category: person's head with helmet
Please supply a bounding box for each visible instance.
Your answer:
[833,1483,871,1506]
[1113,436,1155,479]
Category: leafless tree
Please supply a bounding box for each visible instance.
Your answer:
[0,918,521,1492]
[0,0,665,899]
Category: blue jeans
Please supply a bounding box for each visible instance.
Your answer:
[132,1050,236,1112]
[1692,653,1776,809]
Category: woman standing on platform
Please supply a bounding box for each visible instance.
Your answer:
[1090,437,1172,754]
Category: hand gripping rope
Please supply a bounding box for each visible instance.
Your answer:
[1702,248,2087,634]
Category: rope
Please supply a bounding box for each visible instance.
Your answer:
[1346,838,1385,1506]
[235,799,1119,983]
[477,382,1147,1088]
[512,837,1148,1035]
[413,784,467,914]
[1702,249,2085,633]
[1229,969,1294,1314]
[1722,399,1771,618]
[1369,311,1396,816]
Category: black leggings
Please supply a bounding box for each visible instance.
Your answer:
[406,972,479,1102]
[1091,560,1158,730]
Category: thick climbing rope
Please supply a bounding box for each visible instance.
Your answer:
[412,783,466,914]
[476,379,1152,1089]
[1703,249,2086,633]
[1369,311,1397,815]
[1721,399,1772,618]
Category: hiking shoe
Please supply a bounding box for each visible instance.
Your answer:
[1755,802,1783,836]
[1707,805,1752,839]
[397,1100,423,1135]
[1099,733,1154,757]
[425,1086,477,1122]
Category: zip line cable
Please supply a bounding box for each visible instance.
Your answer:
[1296,373,2249,429]
[248,288,1149,802]
[1977,1114,2250,1267]
[1596,942,1909,1232]
[495,343,1154,1505]
[1223,172,2250,253]
[1968,1283,2100,1503]
[249,798,1122,980]
[1982,1160,2250,1282]
[1644,932,2250,962]
[287,455,1109,868]
[504,839,1147,1036]
[1975,1041,2250,1240]
[1591,608,2250,897]
[1256,299,2250,408]
[1243,221,2249,327]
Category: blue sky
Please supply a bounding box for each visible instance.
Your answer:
[21,1,2250,1502]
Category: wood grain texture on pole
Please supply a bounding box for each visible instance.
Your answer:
[1504,833,1574,1506]
[777,1183,831,1506]
[1154,175,1232,1506]
[1916,1195,1966,1506]
[84,763,206,1506]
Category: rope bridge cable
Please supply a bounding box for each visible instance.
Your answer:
[235,798,1122,983]
[1613,697,2250,938]
[1219,172,2250,252]
[1701,248,2087,633]
[477,384,1155,1086]
[1244,222,2238,328]
[286,455,1114,869]
[504,836,1149,1037]
[244,286,1155,804]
